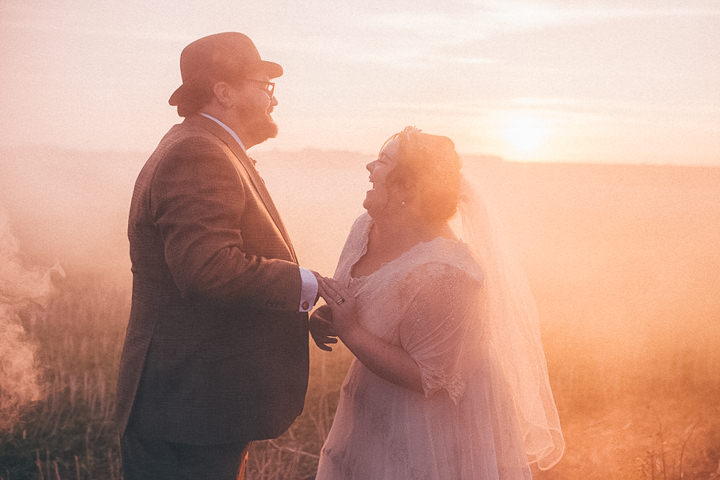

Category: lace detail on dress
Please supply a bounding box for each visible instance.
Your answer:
[417,364,467,404]
[315,213,532,480]
[400,261,484,404]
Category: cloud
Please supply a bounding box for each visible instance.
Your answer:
[361,2,720,43]
[510,96,720,122]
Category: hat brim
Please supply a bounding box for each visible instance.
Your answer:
[169,59,282,106]
[168,84,187,106]
[261,60,283,79]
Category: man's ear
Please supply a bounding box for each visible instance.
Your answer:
[212,81,235,107]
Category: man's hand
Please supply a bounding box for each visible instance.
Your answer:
[309,305,338,352]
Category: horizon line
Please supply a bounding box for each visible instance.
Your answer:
[2,142,719,169]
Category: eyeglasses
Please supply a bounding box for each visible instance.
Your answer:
[244,79,275,97]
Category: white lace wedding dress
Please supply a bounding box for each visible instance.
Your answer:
[315,213,532,479]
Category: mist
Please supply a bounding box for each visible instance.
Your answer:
[0,210,64,431]
[1,144,719,477]
[2,144,719,384]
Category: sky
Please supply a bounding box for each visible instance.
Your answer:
[1,0,719,164]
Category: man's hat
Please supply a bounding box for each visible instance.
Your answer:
[169,32,283,106]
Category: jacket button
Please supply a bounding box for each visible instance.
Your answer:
[301,301,309,310]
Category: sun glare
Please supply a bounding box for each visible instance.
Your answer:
[502,115,549,158]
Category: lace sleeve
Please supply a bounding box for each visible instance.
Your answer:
[398,263,483,404]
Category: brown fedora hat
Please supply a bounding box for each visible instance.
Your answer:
[169,32,282,106]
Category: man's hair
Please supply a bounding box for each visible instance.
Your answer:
[175,83,215,118]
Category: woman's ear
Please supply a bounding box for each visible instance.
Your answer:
[396,182,418,208]
[404,182,419,202]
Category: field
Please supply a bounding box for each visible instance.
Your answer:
[1,274,719,480]
[1,148,719,479]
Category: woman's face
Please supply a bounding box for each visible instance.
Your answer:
[363,138,402,218]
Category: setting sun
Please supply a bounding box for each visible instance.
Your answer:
[502,115,550,158]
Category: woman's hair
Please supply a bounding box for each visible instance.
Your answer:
[382,126,462,223]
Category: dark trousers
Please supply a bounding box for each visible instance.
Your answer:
[121,425,249,480]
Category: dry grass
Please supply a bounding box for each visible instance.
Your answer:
[0,273,127,480]
[1,272,719,479]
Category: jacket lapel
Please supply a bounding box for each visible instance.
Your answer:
[185,115,298,263]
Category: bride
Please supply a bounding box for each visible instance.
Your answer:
[312,127,564,479]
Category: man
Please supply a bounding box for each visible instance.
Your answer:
[116,32,322,479]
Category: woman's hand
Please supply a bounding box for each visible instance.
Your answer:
[317,276,359,339]
[317,276,423,393]
[309,305,338,352]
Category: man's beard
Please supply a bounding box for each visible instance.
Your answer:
[236,105,278,146]
[250,116,278,145]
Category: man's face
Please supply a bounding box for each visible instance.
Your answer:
[228,72,278,147]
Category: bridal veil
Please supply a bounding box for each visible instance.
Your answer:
[455,177,564,470]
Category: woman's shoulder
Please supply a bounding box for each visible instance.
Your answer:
[404,238,483,287]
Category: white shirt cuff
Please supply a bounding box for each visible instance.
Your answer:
[298,267,318,313]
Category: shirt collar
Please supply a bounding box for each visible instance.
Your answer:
[199,113,247,153]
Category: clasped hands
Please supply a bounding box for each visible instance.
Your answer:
[310,274,357,352]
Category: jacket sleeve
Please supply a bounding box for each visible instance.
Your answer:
[150,136,302,310]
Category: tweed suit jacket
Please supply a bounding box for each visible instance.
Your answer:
[116,114,309,445]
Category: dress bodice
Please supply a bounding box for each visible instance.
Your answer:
[333,213,483,344]
[315,213,532,479]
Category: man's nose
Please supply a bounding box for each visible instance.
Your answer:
[366,161,375,173]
